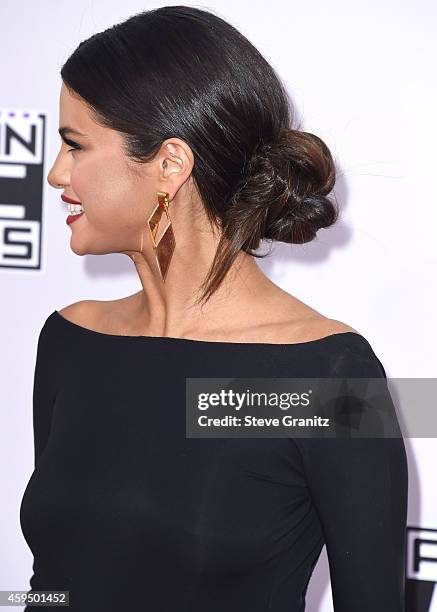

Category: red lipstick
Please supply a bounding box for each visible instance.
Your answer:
[61,194,85,225]
[66,212,84,225]
[61,194,82,205]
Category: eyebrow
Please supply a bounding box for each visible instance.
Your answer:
[58,127,88,140]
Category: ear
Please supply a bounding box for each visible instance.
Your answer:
[160,139,194,183]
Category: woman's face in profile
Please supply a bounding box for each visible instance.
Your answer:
[47,82,156,256]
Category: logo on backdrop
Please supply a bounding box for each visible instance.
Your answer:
[0,109,46,269]
[407,526,437,611]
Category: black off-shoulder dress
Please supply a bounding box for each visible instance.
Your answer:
[20,310,408,611]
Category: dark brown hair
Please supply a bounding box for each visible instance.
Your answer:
[61,5,338,306]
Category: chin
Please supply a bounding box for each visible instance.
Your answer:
[70,240,117,256]
[70,240,90,256]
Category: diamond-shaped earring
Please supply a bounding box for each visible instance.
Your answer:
[147,191,176,282]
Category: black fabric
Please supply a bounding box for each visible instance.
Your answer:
[20,310,408,611]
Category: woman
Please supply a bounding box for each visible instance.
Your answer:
[20,5,408,611]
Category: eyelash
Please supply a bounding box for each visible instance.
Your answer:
[63,138,82,152]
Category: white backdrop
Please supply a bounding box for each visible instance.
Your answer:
[1,1,436,610]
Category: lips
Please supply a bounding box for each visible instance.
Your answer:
[66,212,85,225]
[61,194,82,205]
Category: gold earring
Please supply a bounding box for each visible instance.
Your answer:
[147,191,176,282]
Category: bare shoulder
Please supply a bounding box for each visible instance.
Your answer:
[273,292,360,342]
[57,299,105,329]
[57,293,139,334]
[322,318,360,336]
[272,293,361,343]
[285,316,360,344]
[266,289,358,339]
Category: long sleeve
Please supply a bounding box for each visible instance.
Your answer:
[292,341,408,611]
[32,316,58,469]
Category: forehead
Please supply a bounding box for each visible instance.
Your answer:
[59,82,93,126]
[58,82,121,147]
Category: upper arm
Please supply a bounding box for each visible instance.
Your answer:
[32,318,58,468]
[293,340,408,610]
[33,302,98,467]
[294,436,408,610]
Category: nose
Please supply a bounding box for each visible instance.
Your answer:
[47,152,70,189]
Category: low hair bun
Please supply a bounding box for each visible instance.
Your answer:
[229,127,339,247]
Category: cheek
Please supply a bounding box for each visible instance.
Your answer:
[71,154,148,231]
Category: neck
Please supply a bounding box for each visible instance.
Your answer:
[122,189,291,338]
[128,246,278,338]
